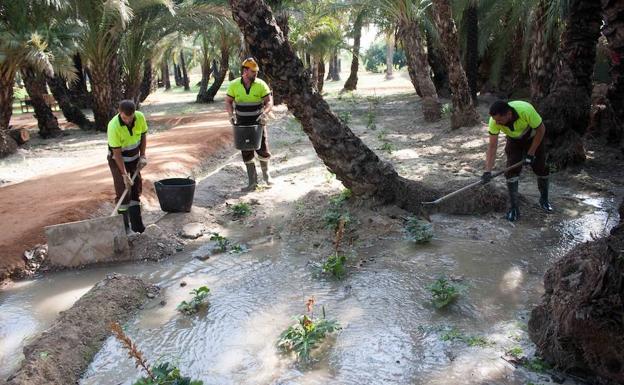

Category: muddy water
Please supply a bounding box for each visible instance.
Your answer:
[0,194,618,384]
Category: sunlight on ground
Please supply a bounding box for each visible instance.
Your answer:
[35,285,92,314]
[499,266,524,294]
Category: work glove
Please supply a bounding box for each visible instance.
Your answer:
[123,173,134,191]
[138,156,147,170]
[480,171,493,185]
[524,154,535,166]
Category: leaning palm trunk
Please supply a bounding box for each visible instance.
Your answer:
[180,52,190,91]
[69,54,91,109]
[228,0,507,215]
[21,66,62,138]
[601,0,624,147]
[529,0,556,103]
[398,19,441,122]
[342,11,364,91]
[432,0,480,129]
[538,0,602,168]
[204,46,230,103]
[196,57,212,103]
[47,74,94,130]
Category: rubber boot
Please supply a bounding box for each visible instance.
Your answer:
[242,162,258,192]
[506,180,520,222]
[259,160,273,185]
[537,177,553,212]
[128,205,146,233]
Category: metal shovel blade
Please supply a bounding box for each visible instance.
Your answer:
[45,214,129,268]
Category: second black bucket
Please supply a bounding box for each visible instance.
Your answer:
[154,178,196,213]
[233,124,263,151]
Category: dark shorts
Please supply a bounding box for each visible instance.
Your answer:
[241,126,271,163]
[504,130,548,179]
[107,156,142,207]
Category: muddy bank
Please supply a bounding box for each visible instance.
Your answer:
[529,200,624,384]
[4,274,159,385]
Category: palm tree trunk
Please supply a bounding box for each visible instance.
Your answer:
[139,59,153,103]
[21,66,61,138]
[386,33,394,80]
[601,0,624,147]
[331,53,340,81]
[162,60,171,90]
[317,59,325,93]
[426,31,450,98]
[174,63,182,86]
[47,74,93,130]
[326,56,334,80]
[180,52,190,91]
[538,0,602,168]
[0,65,18,157]
[432,0,480,129]
[398,19,441,122]
[90,59,118,132]
[228,0,507,215]
[204,46,230,103]
[69,53,91,109]
[196,56,212,103]
[463,2,478,104]
[342,10,364,92]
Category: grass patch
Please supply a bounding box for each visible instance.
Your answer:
[439,327,493,347]
[427,277,461,309]
[380,142,396,154]
[405,217,434,244]
[230,202,252,218]
[329,188,352,206]
[177,286,210,315]
[210,233,230,252]
[525,357,551,373]
[507,346,524,358]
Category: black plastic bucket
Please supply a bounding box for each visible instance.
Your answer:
[233,124,263,150]
[154,178,195,213]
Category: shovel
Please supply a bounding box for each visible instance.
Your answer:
[421,161,524,206]
[44,168,140,268]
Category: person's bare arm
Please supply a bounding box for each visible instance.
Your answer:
[528,123,545,156]
[262,93,273,114]
[225,95,235,121]
[139,133,146,157]
[112,148,126,175]
[485,134,499,172]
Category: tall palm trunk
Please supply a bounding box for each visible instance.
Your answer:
[228,0,507,216]
[162,60,171,90]
[180,52,190,91]
[204,46,230,103]
[196,56,212,103]
[174,63,182,86]
[397,19,441,122]
[317,59,325,93]
[342,10,364,92]
[331,53,340,81]
[0,65,18,157]
[463,2,478,104]
[538,0,602,168]
[602,0,624,147]
[385,33,394,80]
[139,59,154,103]
[21,66,62,138]
[47,74,93,130]
[426,31,450,98]
[90,57,118,132]
[69,53,91,109]
[529,0,554,103]
[432,0,480,129]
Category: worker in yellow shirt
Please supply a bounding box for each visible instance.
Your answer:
[482,100,553,222]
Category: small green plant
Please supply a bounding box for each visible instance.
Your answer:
[440,328,463,342]
[323,208,351,230]
[177,286,210,315]
[277,298,341,362]
[464,335,491,347]
[337,111,352,124]
[376,129,388,141]
[427,277,460,308]
[210,233,230,252]
[507,346,524,358]
[322,254,347,278]
[111,322,203,385]
[329,188,352,205]
[380,142,396,154]
[405,217,434,244]
[366,105,377,130]
[525,357,551,373]
[228,244,247,254]
[439,327,492,347]
[441,103,452,117]
[230,202,252,217]
[324,171,336,184]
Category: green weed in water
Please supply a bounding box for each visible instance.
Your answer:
[229,244,247,254]
[525,357,551,373]
[439,327,492,347]
[133,362,203,385]
[230,202,252,217]
[405,217,434,244]
[507,346,524,358]
[210,233,230,252]
[322,253,347,279]
[427,277,460,308]
[177,286,210,315]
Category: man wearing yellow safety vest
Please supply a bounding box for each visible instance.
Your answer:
[481,100,553,222]
[225,57,274,191]
[107,100,147,233]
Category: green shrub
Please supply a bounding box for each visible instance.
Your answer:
[405,217,434,244]
[230,202,252,217]
[277,313,341,362]
[322,254,347,279]
[337,111,352,124]
[177,286,210,315]
[133,363,203,385]
[210,233,230,252]
[380,142,396,154]
[329,188,352,206]
[323,208,351,230]
[427,277,460,308]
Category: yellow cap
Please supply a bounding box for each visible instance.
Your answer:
[242,58,259,72]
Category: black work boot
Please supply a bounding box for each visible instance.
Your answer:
[242,162,258,192]
[259,160,273,185]
[118,209,130,230]
[128,205,146,233]
[537,177,553,212]
[506,180,520,222]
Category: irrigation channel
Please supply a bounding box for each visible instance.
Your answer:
[1,183,618,384]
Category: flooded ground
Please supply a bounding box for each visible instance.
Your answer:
[2,74,622,384]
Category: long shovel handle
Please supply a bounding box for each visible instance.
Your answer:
[110,167,141,216]
[421,161,524,206]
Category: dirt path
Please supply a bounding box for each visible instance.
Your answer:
[0,111,234,281]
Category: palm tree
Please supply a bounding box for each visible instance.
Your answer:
[200,22,239,103]
[431,0,480,129]
[342,9,366,91]
[539,0,602,168]
[380,0,441,122]
[228,0,504,215]
[601,0,624,147]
